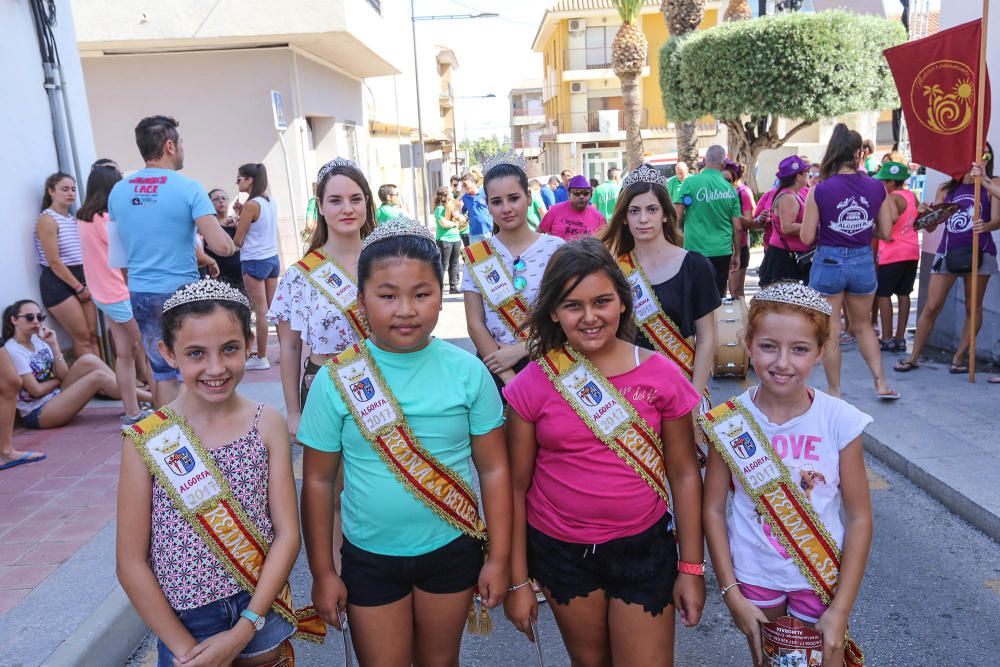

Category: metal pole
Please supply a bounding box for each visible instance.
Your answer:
[410,0,431,226]
[277,131,302,252]
[452,87,460,178]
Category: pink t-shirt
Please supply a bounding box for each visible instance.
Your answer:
[77,213,130,304]
[504,352,700,543]
[754,189,777,246]
[768,189,812,253]
[878,189,920,265]
[538,201,607,241]
[736,184,755,248]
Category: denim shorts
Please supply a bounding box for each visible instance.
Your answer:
[242,255,280,280]
[156,590,294,666]
[809,245,878,296]
[130,290,180,382]
[94,298,134,324]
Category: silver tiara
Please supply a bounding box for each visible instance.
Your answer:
[622,164,667,189]
[751,281,832,316]
[317,157,360,182]
[361,215,436,252]
[163,278,251,313]
[481,149,527,176]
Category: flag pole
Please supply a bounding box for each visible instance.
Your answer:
[969,0,990,383]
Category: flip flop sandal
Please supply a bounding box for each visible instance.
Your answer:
[988,376,1000,384]
[877,390,901,401]
[0,452,47,471]
[894,360,919,372]
[949,364,969,374]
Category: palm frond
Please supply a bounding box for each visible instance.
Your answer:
[611,0,645,24]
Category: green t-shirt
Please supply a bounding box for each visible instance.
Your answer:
[677,168,741,257]
[592,181,621,219]
[435,205,461,242]
[526,194,545,231]
[298,338,504,556]
[375,204,403,225]
[667,176,683,203]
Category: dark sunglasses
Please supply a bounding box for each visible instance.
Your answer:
[16,313,46,323]
[569,189,591,197]
[513,256,527,291]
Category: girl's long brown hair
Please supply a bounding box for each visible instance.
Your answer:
[523,237,635,358]
[603,181,682,258]
[307,164,376,253]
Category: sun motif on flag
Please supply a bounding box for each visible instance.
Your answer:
[913,61,976,136]
[954,78,974,101]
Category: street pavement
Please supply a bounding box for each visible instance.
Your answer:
[4,261,1000,665]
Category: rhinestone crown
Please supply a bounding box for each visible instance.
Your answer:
[622,163,667,189]
[162,278,250,313]
[361,215,436,252]
[751,281,832,317]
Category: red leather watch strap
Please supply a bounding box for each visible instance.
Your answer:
[678,560,705,576]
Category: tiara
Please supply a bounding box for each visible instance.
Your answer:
[751,281,832,317]
[163,278,251,313]
[481,149,527,176]
[317,157,360,182]
[361,215,436,252]
[622,164,667,189]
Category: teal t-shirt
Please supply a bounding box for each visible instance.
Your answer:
[435,205,461,242]
[677,168,741,257]
[667,175,683,203]
[298,338,504,556]
[375,204,403,225]
[592,181,621,219]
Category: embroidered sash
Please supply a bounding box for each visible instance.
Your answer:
[126,410,326,644]
[699,398,864,665]
[463,240,530,341]
[328,344,487,539]
[617,253,697,381]
[294,249,369,340]
[539,345,669,504]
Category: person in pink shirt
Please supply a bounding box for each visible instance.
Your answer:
[538,175,607,240]
[873,162,920,353]
[502,237,705,666]
[76,162,154,426]
[723,161,756,298]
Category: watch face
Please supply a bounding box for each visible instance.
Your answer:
[253,616,266,631]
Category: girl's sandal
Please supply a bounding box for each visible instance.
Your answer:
[949,363,969,374]
[988,376,1000,384]
[894,359,919,373]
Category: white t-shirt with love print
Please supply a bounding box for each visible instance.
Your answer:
[727,387,872,592]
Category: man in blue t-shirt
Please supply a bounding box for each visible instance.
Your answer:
[108,115,235,405]
[541,176,558,208]
[554,169,571,203]
[460,174,493,244]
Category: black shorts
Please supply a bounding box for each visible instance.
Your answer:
[758,245,811,287]
[341,534,483,607]
[527,512,678,616]
[739,244,750,271]
[876,260,918,297]
[705,255,731,298]
[39,264,86,308]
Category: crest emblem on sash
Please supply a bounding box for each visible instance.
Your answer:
[326,272,343,287]
[632,284,642,300]
[164,447,195,475]
[486,269,501,285]
[731,432,756,460]
[577,381,602,407]
[351,377,375,402]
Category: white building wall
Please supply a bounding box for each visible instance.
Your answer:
[1,0,96,323]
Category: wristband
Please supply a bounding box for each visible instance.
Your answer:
[74,284,85,294]
[677,560,705,576]
[720,582,740,598]
[508,580,532,592]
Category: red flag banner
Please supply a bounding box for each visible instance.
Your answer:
[884,19,991,180]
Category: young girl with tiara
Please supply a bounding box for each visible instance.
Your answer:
[463,151,564,391]
[702,281,873,666]
[116,279,324,666]
[503,237,705,666]
[299,218,512,666]
[602,163,720,399]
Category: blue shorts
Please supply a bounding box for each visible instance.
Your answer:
[21,402,49,429]
[156,590,294,666]
[130,291,180,382]
[242,256,280,280]
[809,245,878,296]
[94,298,134,324]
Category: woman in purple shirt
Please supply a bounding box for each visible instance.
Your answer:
[895,150,1000,376]
[801,124,898,400]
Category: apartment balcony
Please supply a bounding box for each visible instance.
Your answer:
[562,48,649,81]
[512,141,542,158]
[512,107,546,126]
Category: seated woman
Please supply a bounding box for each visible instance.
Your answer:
[0,348,45,470]
[2,300,152,429]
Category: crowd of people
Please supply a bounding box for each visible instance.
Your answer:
[3,113,996,667]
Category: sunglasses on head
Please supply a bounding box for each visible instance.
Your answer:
[513,256,527,291]
[16,313,46,323]
[570,189,590,197]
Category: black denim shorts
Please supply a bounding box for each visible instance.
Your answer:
[341,534,483,607]
[527,512,678,616]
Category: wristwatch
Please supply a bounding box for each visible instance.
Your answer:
[678,560,706,576]
[240,609,266,632]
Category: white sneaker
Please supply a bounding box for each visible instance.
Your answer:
[245,354,271,370]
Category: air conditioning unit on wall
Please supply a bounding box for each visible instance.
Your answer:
[569,19,584,33]
[570,81,587,95]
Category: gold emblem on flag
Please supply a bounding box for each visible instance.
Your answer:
[912,59,976,135]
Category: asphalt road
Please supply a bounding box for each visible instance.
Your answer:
[129,452,1000,666]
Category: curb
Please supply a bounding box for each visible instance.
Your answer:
[863,432,1000,543]
[41,585,147,667]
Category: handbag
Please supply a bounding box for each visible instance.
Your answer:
[772,192,815,272]
[945,245,978,274]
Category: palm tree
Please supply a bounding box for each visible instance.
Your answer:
[611,0,648,170]
[725,0,753,21]
[662,0,706,167]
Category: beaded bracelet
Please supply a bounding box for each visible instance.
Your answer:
[508,580,532,592]
[720,582,740,599]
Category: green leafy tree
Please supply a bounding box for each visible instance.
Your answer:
[660,10,906,190]
[611,0,648,170]
[460,135,512,168]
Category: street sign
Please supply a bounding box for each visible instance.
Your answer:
[271,90,287,131]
